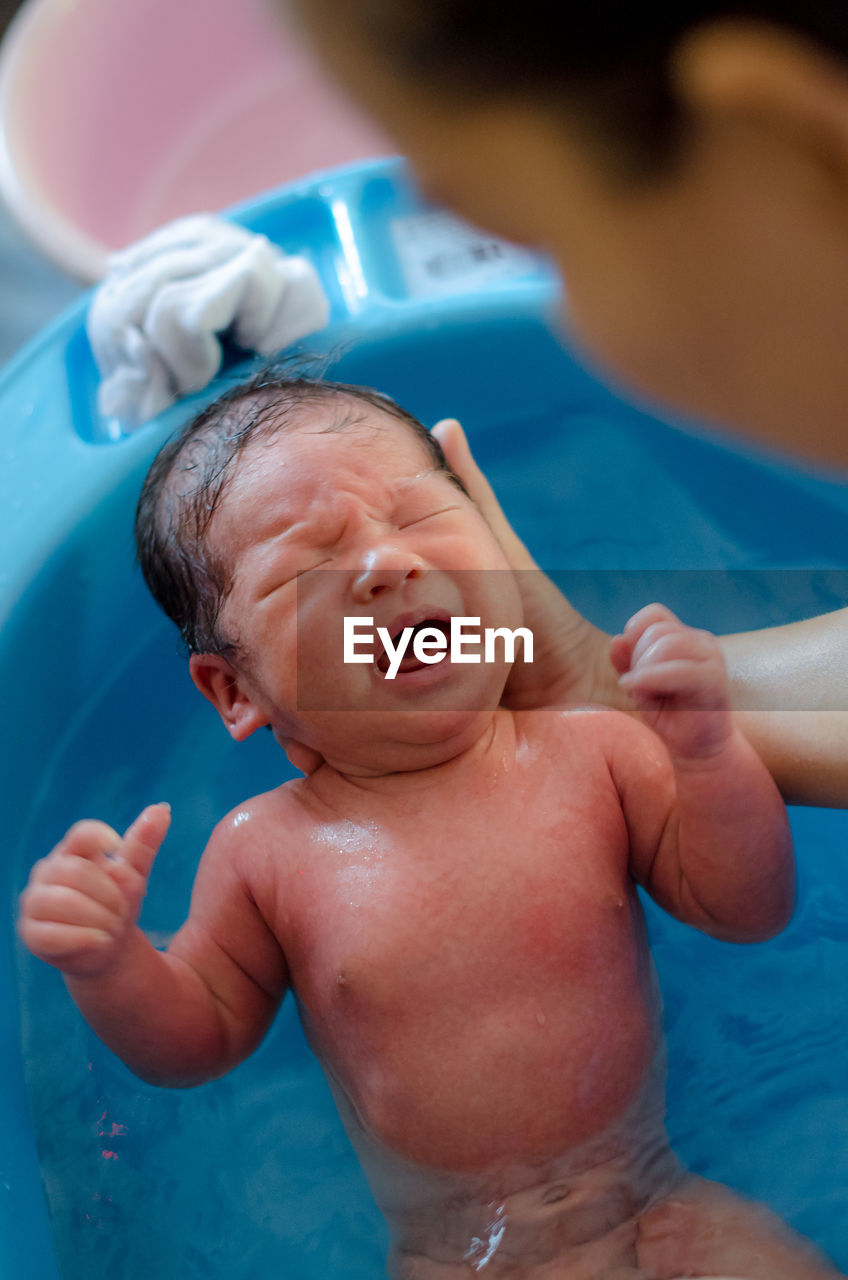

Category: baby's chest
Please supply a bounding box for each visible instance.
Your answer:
[279,786,634,1014]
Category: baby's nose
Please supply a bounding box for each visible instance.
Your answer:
[351,546,426,602]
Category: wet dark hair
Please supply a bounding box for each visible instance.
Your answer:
[134,364,467,657]
[342,0,848,176]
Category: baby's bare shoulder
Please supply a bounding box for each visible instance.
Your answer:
[517,705,667,782]
[520,703,640,745]
[201,779,313,883]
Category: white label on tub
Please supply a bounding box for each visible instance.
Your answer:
[391,211,539,297]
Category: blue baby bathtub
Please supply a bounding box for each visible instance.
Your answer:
[3,157,848,1278]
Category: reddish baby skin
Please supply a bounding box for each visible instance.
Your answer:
[264,707,654,1175]
[17,406,839,1278]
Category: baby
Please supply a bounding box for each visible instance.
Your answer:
[18,371,841,1279]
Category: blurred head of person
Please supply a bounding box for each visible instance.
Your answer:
[288,0,848,467]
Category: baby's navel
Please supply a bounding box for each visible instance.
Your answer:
[542,1182,572,1206]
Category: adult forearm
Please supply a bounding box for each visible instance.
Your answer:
[721,608,848,713]
[609,608,848,805]
[540,608,848,806]
[65,926,234,1087]
[728,709,848,807]
[720,609,848,807]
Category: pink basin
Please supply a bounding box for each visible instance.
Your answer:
[0,0,392,279]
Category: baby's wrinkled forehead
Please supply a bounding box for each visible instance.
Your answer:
[234,405,436,492]
[174,396,417,494]
[172,395,447,552]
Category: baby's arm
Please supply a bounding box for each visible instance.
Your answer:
[18,804,288,1086]
[608,605,795,942]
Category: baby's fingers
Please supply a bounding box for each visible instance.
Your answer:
[28,848,126,909]
[624,603,679,643]
[114,804,171,880]
[20,880,125,936]
[97,804,171,920]
[612,604,680,674]
[619,657,724,709]
[18,920,113,964]
[57,819,123,864]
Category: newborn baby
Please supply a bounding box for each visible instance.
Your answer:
[18,371,841,1279]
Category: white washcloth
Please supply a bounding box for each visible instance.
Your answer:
[87,214,330,428]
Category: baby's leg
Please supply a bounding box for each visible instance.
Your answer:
[635,1174,843,1279]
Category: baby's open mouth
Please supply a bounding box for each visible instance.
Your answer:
[376,618,451,675]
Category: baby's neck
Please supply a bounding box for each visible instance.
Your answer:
[310,707,514,801]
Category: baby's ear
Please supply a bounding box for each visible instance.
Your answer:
[188,654,268,741]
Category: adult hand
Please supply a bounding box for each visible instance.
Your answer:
[433,417,627,712]
[433,418,848,808]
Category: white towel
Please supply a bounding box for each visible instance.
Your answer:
[87,214,330,429]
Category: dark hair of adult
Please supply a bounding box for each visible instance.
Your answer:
[343,0,848,175]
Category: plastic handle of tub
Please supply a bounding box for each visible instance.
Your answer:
[224,157,562,332]
[0,155,561,471]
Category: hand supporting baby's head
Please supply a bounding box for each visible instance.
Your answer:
[135,364,525,778]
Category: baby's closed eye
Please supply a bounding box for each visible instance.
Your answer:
[257,558,332,599]
[397,505,461,530]
[295,557,333,578]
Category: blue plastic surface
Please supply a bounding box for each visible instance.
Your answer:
[3,157,848,1277]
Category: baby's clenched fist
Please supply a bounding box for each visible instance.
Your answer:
[610,603,732,761]
[18,804,170,978]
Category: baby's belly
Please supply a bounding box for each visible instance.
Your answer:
[287,790,661,1173]
[341,1005,655,1172]
[299,933,662,1174]
[326,1035,680,1276]
[292,866,662,1173]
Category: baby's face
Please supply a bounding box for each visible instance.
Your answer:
[202,403,524,774]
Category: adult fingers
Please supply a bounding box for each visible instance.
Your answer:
[432,419,536,569]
